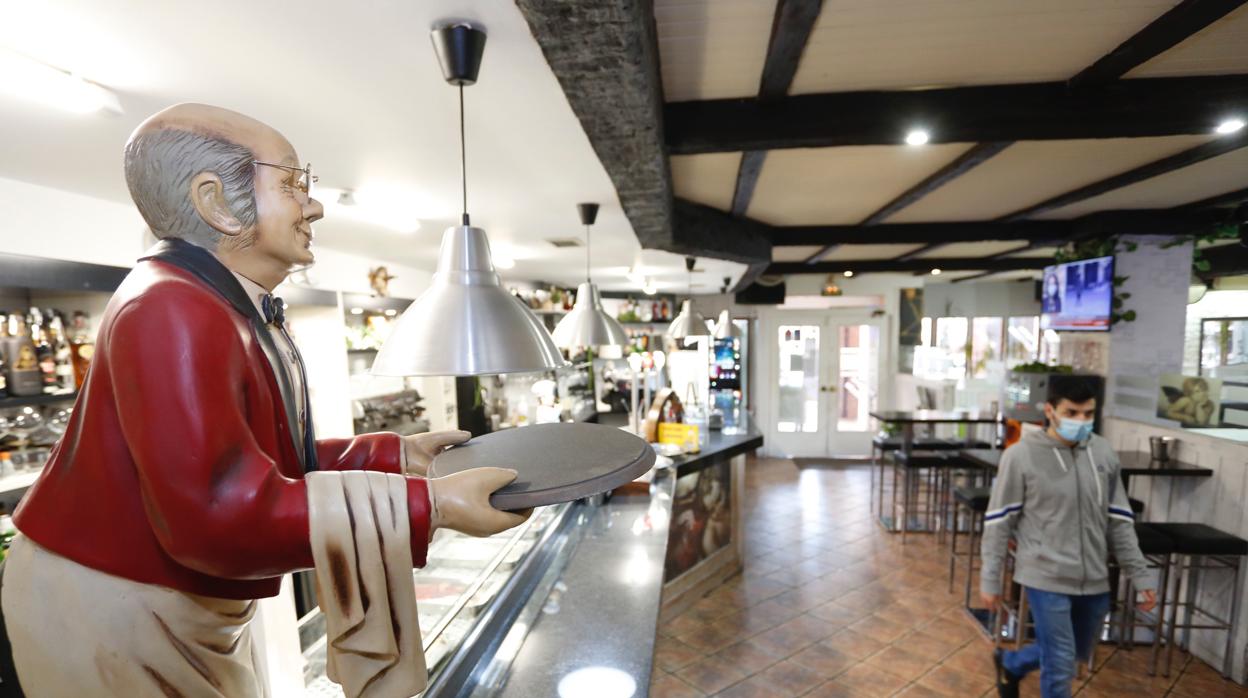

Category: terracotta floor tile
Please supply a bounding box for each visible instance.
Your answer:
[819,628,888,661]
[666,612,709,639]
[756,658,825,695]
[918,614,980,643]
[711,675,790,698]
[788,642,857,679]
[803,679,864,697]
[749,617,824,657]
[831,663,910,698]
[679,621,746,655]
[675,653,748,695]
[940,641,997,680]
[1169,670,1248,697]
[809,601,872,627]
[655,636,706,673]
[847,614,910,644]
[893,629,967,662]
[892,683,948,698]
[863,644,938,682]
[651,671,708,698]
[916,664,993,697]
[712,638,785,677]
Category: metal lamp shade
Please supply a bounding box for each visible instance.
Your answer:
[551,282,629,349]
[372,225,568,377]
[712,309,742,339]
[666,300,709,339]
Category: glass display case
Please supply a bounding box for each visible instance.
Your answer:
[301,503,570,696]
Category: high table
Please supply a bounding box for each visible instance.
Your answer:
[869,410,1001,539]
[1115,451,1214,493]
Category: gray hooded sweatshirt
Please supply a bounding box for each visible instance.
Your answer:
[980,429,1154,596]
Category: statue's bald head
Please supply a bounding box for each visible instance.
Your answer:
[124,103,287,250]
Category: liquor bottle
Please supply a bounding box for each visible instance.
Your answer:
[48,312,75,393]
[69,311,94,388]
[660,299,670,321]
[5,314,43,397]
[28,309,57,392]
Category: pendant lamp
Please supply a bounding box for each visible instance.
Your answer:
[666,257,709,340]
[712,309,742,339]
[373,23,566,377]
[551,203,629,349]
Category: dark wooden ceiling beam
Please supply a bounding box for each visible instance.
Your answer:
[665,76,1248,154]
[894,242,948,261]
[730,0,823,219]
[859,141,1015,224]
[769,219,1071,245]
[767,257,1052,274]
[950,270,1006,284]
[999,130,1248,220]
[1177,185,1248,210]
[1070,0,1247,87]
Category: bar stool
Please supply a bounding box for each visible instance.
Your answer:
[993,539,1031,649]
[1146,522,1248,678]
[871,435,968,517]
[889,451,949,542]
[948,485,991,606]
[936,457,989,545]
[1115,522,1174,675]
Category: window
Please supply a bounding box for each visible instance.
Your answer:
[970,317,1003,379]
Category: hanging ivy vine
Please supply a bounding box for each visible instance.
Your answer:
[1053,235,1137,324]
[1160,222,1242,275]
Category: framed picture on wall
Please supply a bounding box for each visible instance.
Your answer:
[1157,373,1222,427]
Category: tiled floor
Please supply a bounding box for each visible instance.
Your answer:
[650,458,1248,697]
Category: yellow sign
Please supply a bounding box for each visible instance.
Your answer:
[657,422,701,453]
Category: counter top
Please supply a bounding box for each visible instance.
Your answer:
[871,409,1000,424]
[494,469,676,696]
[668,418,764,478]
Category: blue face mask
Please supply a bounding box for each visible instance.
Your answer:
[1055,417,1094,443]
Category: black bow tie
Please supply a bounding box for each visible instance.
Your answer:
[261,294,286,326]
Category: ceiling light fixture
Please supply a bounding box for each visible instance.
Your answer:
[552,203,629,349]
[666,257,709,340]
[493,256,516,270]
[373,23,566,377]
[318,185,423,234]
[930,268,942,275]
[843,270,855,278]
[643,278,657,295]
[712,309,742,338]
[1215,117,1245,135]
[905,129,930,146]
[0,48,121,114]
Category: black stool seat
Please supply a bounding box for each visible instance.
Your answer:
[873,436,964,451]
[953,485,991,511]
[1129,497,1145,515]
[892,451,951,468]
[1133,523,1175,556]
[1147,523,1248,556]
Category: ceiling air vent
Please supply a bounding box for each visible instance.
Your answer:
[546,238,584,248]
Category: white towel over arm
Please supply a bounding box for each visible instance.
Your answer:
[307,470,427,698]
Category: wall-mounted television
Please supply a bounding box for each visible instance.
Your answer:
[1040,255,1114,331]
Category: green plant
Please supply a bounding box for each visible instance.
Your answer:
[1161,222,1242,276]
[1053,235,1136,324]
[1012,361,1074,374]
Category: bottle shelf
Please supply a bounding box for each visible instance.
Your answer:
[0,393,77,409]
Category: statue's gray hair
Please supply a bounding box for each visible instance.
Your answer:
[123,129,258,249]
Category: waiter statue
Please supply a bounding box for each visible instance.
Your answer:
[0,103,527,697]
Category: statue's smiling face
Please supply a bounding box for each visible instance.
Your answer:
[249,135,322,271]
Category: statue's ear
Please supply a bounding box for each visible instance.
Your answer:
[190,171,245,237]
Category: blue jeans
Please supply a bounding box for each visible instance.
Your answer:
[1001,588,1110,698]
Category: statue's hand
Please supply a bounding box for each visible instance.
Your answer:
[429,467,531,537]
[404,430,471,476]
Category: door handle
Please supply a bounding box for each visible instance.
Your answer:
[820,386,838,392]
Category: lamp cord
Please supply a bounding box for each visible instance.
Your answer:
[585,224,591,283]
[459,84,469,226]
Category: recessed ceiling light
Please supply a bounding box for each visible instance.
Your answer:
[905,129,930,146]
[930,268,942,275]
[384,308,397,317]
[843,270,855,278]
[1216,118,1245,135]
[349,307,364,315]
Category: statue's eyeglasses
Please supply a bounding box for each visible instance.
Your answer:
[253,161,317,195]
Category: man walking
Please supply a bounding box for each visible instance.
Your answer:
[980,377,1157,698]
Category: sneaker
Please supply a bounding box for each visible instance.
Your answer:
[993,648,1020,698]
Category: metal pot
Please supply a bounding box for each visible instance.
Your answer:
[1149,436,1177,462]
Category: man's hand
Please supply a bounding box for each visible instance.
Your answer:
[1137,588,1157,613]
[429,467,531,537]
[404,430,471,477]
[981,592,1001,609]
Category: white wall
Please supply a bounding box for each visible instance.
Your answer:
[0,177,148,267]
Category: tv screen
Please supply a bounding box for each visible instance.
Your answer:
[1040,255,1114,331]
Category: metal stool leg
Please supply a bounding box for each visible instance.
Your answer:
[964,511,980,608]
[1223,557,1244,678]
[1149,553,1171,676]
[948,505,959,592]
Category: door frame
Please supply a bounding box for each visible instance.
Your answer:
[760,309,887,459]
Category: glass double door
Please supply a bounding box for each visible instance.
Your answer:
[768,311,883,458]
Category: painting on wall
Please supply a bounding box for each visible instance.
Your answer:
[664,461,732,581]
[1156,373,1222,427]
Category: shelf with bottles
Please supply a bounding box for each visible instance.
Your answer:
[2,303,98,403]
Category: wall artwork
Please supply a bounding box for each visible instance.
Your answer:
[1156,373,1222,427]
[665,461,732,581]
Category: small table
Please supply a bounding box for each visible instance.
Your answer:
[1115,451,1214,492]
[870,410,1001,539]
[958,448,1002,471]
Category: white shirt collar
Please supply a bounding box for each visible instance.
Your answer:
[230,271,270,320]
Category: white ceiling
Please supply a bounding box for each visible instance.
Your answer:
[0,0,745,293]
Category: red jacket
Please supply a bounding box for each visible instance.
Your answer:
[15,259,431,600]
